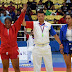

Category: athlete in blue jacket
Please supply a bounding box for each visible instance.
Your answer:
[60,14,72,72]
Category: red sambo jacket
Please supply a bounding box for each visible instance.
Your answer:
[0,12,25,54]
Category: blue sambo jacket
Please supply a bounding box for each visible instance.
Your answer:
[60,24,72,54]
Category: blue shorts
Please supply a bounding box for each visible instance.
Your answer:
[64,44,72,54]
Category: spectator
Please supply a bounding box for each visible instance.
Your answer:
[19,4,23,12]
[66,10,72,14]
[66,0,71,3]
[25,11,31,21]
[7,1,15,12]
[0,10,11,24]
[29,10,35,15]
[58,14,66,24]
[9,8,15,21]
[53,19,59,30]
[56,9,64,15]
[14,10,21,22]
[53,19,58,24]
[0,8,4,16]
[30,0,37,10]
[36,1,44,11]
[27,0,32,8]
[61,2,68,14]
[0,2,7,10]
[45,0,55,10]
[68,3,72,11]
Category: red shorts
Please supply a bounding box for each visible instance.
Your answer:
[1,50,19,60]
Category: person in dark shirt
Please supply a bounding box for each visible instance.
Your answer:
[61,2,68,14]
[9,8,15,21]
[0,2,7,10]
[27,0,32,8]
[36,1,44,11]
[14,9,21,22]
[68,3,72,11]
[7,1,15,12]
[45,0,55,10]
[30,0,37,10]
[58,14,66,24]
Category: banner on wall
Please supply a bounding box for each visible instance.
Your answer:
[19,47,27,60]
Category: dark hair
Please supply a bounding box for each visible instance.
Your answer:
[5,17,12,23]
[37,10,44,14]
[54,18,57,20]
[10,1,13,3]
[31,29,33,32]
[66,14,72,18]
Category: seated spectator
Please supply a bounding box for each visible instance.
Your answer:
[58,14,66,24]
[56,9,64,15]
[0,8,4,16]
[45,0,55,10]
[29,10,35,15]
[0,10,11,24]
[27,0,32,8]
[7,1,15,12]
[36,1,44,11]
[19,4,23,12]
[66,0,71,3]
[0,2,7,10]
[9,8,15,21]
[25,11,32,21]
[53,19,59,30]
[66,10,72,14]
[53,19,58,24]
[68,3,72,11]
[14,9,21,22]
[30,0,37,10]
[61,2,68,14]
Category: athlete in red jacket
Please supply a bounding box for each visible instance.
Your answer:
[0,4,27,72]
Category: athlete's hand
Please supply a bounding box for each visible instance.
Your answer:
[21,4,27,13]
[59,45,64,54]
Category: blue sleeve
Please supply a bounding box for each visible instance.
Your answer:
[59,28,63,44]
[49,25,56,36]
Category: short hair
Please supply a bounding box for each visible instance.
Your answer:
[31,29,33,32]
[10,1,13,3]
[5,17,12,23]
[37,10,44,14]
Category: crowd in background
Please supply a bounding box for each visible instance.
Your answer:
[0,0,72,41]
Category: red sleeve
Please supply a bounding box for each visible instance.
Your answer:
[58,18,62,24]
[26,34,29,39]
[25,21,33,29]
[0,21,3,30]
[0,21,4,36]
[13,12,25,32]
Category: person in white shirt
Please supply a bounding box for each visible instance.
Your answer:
[24,29,34,63]
[22,10,63,72]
